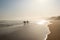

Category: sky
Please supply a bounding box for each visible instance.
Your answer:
[0,0,60,20]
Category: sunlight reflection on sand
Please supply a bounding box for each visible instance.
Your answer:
[36,20,51,40]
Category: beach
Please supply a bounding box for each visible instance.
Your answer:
[0,21,50,40]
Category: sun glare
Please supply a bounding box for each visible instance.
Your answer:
[37,20,48,25]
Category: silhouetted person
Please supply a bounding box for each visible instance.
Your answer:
[23,21,26,25]
[23,20,29,25]
[26,20,29,24]
[47,20,60,40]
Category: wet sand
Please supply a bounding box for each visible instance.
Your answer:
[47,20,60,40]
[0,23,50,40]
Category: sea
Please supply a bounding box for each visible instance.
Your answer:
[0,20,50,40]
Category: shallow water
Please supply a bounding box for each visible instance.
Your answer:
[0,21,50,40]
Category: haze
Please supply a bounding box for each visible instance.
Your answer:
[0,0,60,20]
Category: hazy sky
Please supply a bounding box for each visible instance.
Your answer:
[0,0,60,20]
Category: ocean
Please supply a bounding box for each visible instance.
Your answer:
[0,20,50,40]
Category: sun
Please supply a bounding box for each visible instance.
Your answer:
[37,20,48,25]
